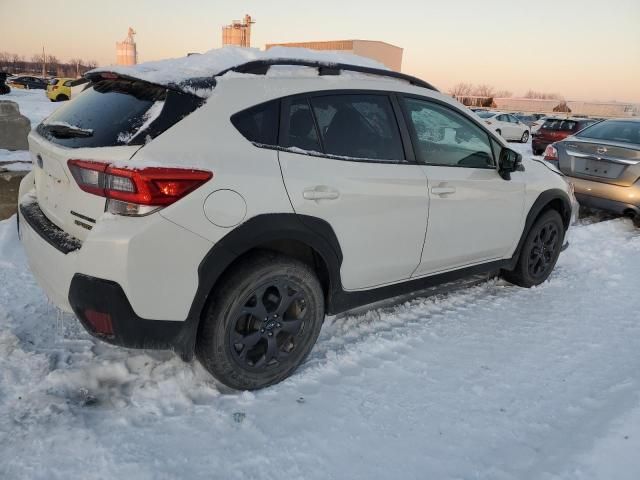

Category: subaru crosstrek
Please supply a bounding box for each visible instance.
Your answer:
[18,51,576,390]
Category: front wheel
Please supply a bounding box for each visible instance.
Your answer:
[520,131,530,143]
[502,209,564,287]
[196,252,325,390]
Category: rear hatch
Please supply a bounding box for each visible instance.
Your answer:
[30,76,204,241]
[535,119,577,143]
[558,138,640,186]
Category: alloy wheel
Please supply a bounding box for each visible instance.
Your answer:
[228,279,308,370]
[528,221,559,278]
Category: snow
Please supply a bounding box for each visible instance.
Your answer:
[0,149,32,171]
[117,100,165,144]
[90,46,388,95]
[2,213,640,478]
[3,84,640,480]
[1,88,59,126]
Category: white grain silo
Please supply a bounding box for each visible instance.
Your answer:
[116,27,137,66]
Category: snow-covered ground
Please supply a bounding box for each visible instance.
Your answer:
[1,86,640,480]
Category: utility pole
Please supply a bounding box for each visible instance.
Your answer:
[42,46,46,77]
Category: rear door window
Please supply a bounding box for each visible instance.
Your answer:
[309,94,405,162]
[283,98,321,152]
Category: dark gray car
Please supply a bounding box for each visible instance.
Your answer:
[545,118,640,222]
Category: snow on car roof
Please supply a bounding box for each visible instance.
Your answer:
[88,46,390,96]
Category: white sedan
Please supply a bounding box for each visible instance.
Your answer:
[475,111,530,142]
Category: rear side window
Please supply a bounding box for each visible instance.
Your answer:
[231,100,279,146]
[283,98,321,152]
[576,120,640,144]
[37,79,202,148]
[542,119,577,131]
[309,94,404,162]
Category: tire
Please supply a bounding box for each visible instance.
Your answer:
[196,251,325,390]
[533,148,543,156]
[502,209,564,288]
[520,131,530,143]
[56,94,69,101]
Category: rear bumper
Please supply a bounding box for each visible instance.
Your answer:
[571,176,640,215]
[68,274,191,355]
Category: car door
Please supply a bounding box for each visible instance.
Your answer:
[278,93,430,290]
[509,114,525,138]
[400,96,525,276]
[496,114,513,139]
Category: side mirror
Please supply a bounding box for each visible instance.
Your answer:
[499,148,522,180]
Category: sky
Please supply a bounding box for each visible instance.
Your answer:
[1,0,639,102]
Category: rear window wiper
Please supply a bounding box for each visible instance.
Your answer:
[43,123,94,138]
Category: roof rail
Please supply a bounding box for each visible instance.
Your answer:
[214,59,439,91]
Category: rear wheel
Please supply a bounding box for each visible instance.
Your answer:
[533,148,543,156]
[502,209,564,287]
[56,94,69,101]
[520,131,530,143]
[196,252,325,390]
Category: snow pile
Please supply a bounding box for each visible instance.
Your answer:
[89,46,387,90]
[2,215,640,479]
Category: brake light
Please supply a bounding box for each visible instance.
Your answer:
[67,160,212,214]
[544,144,559,162]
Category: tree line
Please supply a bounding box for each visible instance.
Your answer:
[449,82,563,100]
[0,51,99,78]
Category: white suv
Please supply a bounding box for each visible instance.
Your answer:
[18,52,575,390]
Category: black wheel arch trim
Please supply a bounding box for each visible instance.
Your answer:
[506,188,571,270]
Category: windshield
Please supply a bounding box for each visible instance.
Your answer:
[475,111,496,119]
[576,120,640,144]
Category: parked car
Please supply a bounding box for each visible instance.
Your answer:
[17,57,575,390]
[46,78,73,101]
[532,117,599,155]
[475,111,530,142]
[531,116,550,134]
[515,114,538,128]
[7,75,48,90]
[544,118,640,223]
[46,77,89,101]
[0,72,9,95]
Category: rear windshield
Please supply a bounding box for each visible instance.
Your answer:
[542,119,577,132]
[475,111,495,119]
[576,120,640,144]
[37,79,202,148]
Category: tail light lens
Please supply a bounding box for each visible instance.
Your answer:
[68,160,212,216]
[83,309,114,336]
[543,144,559,162]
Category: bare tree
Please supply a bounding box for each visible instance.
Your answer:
[449,82,474,97]
[473,84,496,98]
[494,89,513,98]
[524,89,563,100]
[86,59,98,70]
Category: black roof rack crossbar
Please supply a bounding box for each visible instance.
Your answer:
[214,59,438,91]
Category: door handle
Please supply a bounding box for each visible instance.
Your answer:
[303,186,340,201]
[431,186,456,196]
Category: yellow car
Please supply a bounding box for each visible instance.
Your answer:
[46,77,74,101]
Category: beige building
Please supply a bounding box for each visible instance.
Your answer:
[265,40,403,72]
[222,15,254,48]
[116,27,137,66]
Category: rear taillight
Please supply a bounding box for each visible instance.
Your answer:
[544,144,559,162]
[67,159,212,216]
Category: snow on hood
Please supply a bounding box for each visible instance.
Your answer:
[89,46,387,94]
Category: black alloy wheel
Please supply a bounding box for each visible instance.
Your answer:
[196,252,324,390]
[228,279,308,369]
